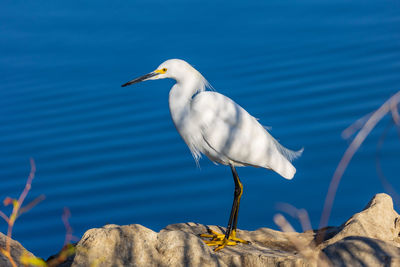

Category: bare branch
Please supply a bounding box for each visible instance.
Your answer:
[391,99,400,125]
[18,195,46,216]
[62,207,72,246]
[319,91,400,234]
[276,203,312,231]
[341,111,373,140]
[274,213,296,232]
[274,214,331,266]
[62,207,78,246]
[0,211,9,224]
[298,209,312,232]
[16,158,36,209]
[1,158,38,257]
[375,122,400,207]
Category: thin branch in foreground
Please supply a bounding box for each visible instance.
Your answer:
[341,111,373,140]
[44,208,78,267]
[318,91,400,239]
[391,98,400,125]
[62,207,79,246]
[18,194,46,216]
[0,158,37,267]
[0,211,9,224]
[274,214,331,267]
[375,122,400,208]
[276,202,312,231]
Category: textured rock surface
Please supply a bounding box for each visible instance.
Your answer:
[71,223,311,267]
[317,193,400,266]
[0,232,37,267]
[318,193,400,248]
[323,236,400,267]
[62,193,400,267]
[3,193,399,266]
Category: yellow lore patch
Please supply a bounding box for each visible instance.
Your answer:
[154,68,167,74]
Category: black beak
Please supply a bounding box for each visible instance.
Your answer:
[121,72,159,87]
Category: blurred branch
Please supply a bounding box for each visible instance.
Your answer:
[318,91,400,237]
[62,207,78,246]
[0,211,9,224]
[16,158,37,212]
[274,214,331,266]
[391,99,400,125]
[276,203,312,231]
[0,158,37,267]
[341,111,373,140]
[62,208,72,247]
[375,122,400,207]
[18,195,46,216]
[45,208,78,267]
[0,159,79,267]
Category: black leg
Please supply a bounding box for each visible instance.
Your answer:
[200,164,248,251]
[231,165,243,232]
[224,164,243,240]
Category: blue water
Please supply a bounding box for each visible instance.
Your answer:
[1,0,400,258]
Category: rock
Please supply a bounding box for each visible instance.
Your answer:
[323,236,400,267]
[71,223,312,267]
[317,193,400,266]
[72,224,159,266]
[54,193,400,266]
[0,232,38,267]
[318,193,400,249]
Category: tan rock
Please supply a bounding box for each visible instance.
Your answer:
[323,236,400,267]
[318,193,400,249]
[72,224,159,266]
[57,193,400,266]
[0,232,38,267]
[2,193,399,266]
[70,223,316,266]
[70,221,318,267]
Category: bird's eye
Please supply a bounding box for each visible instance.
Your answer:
[162,68,167,73]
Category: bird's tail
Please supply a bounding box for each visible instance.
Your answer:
[270,140,303,180]
[275,160,297,180]
[272,139,304,162]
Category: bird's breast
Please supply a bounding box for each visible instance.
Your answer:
[168,87,204,159]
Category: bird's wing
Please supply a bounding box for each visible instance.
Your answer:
[190,91,300,179]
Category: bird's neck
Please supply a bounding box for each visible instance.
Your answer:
[168,79,200,128]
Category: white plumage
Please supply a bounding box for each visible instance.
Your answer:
[121,58,302,250]
[148,59,302,179]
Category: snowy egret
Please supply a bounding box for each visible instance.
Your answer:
[122,59,303,251]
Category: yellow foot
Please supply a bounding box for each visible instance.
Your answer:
[200,229,250,251]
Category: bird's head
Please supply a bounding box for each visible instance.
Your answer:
[121,59,199,87]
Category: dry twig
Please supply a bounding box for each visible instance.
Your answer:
[0,158,45,267]
[318,91,400,238]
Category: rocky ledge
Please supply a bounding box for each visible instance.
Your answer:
[2,193,400,266]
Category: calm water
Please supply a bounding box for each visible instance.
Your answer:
[1,0,400,258]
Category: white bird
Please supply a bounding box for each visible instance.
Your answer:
[122,59,303,251]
